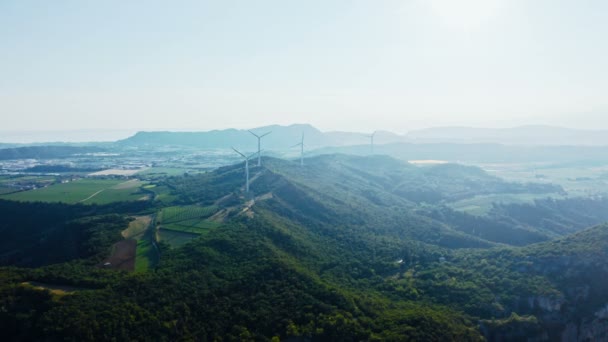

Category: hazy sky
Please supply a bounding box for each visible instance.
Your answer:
[1,0,607,136]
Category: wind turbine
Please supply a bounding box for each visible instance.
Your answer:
[291,133,304,166]
[232,147,256,193]
[367,131,377,154]
[248,130,271,167]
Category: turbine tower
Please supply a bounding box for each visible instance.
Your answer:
[248,130,271,167]
[232,147,256,193]
[367,131,377,154]
[291,133,304,166]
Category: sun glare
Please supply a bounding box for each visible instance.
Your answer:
[428,0,503,31]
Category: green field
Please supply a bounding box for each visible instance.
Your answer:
[125,216,159,272]
[449,192,565,216]
[158,229,200,248]
[135,238,158,272]
[158,205,220,235]
[0,179,146,204]
[0,175,56,195]
[147,185,178,203]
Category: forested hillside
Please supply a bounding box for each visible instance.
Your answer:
[1,155,607,341]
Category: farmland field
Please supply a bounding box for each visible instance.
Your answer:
[121,215,159,273]
[0,179,147,204]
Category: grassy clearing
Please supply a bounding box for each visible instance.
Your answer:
[21,281,84,298]
[162,220,221,234]
[158,229,199,248]
[157,205,220,235]
[148,185,178,203]
[0,179,146,204]
[122,216,153,239]
[160,205,218,223]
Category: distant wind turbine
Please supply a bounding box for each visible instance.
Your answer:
[367,131,377,154]
[248,130,271,167]
[291,133,304,166]
[232,147,256,193]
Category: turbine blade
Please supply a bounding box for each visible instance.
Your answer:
[260,131,272,138]
[248,130,260,138]
[232,147,246,158]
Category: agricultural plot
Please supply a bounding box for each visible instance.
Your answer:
[121,215,159,273]
[0,179,146,204]
[157,205,220,242]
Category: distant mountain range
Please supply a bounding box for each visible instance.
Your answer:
[117,124,608,148]
[118,124,406,149]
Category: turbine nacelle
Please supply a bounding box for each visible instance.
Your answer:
[248,130,272,167]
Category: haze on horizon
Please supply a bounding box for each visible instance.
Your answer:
[1,0,607,137]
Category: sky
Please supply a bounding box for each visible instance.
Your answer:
[1,0,607,141]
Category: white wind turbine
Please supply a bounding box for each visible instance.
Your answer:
[248,130,271,167]
[232,147,257,193]
[291,133,304,167]
[367,131,377,154]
